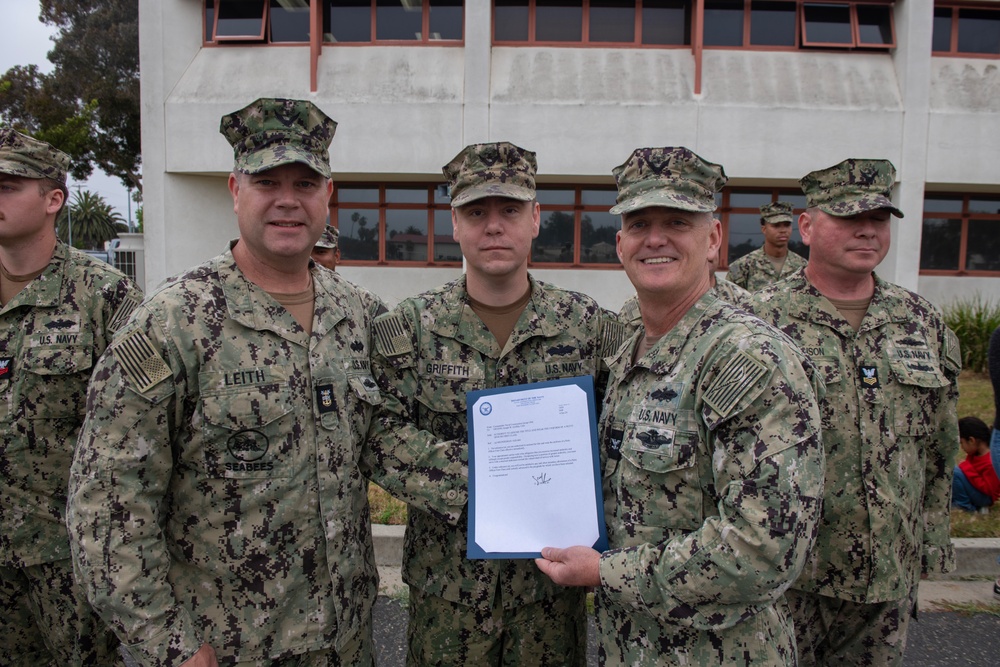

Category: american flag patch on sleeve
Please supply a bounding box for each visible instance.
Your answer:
[704,350,769,417]
[373,312,414,357]
[113,329,172,393]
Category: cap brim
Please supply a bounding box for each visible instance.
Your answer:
[0,158,45,179]
[451,184,535,208]
[819,195,904,219]
[610,190,716,216]
[763,217,794,225]
[237,146,331,179]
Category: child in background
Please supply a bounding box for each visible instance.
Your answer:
[952,416,1000,512]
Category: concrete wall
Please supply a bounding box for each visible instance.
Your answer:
[139,0,1000,307]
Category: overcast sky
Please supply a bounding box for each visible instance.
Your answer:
[0,0,135,225]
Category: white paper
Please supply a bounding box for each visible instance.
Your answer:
[470,383,600,554]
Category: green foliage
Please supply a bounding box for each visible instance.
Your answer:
[0,1,140,192]
[57,189,125,249]
[943,294,1000,374]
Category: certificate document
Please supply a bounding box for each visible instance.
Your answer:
[466,375,608,559]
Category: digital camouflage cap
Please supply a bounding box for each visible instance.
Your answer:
[315,225,339,249]
[760,201,794,225]
[443,142,536,208]
[0,129,70,184]
[610,147,727,215]
[800,158,904,218]
[220,98,337,178]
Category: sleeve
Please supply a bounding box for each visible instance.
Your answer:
[66,310,204,667]
[921,325,961,575]
[360,306,468,525]
[598,336,825,630]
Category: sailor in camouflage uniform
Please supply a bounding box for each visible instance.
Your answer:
[368,142,625,666]
[751,159,960,666]
[0,129,139,666]
[536,147,826,666]
[726,201,807,292]
[66,99,463,667]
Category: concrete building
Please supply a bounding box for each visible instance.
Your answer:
[139,1,1000,309]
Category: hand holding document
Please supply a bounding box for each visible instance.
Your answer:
[466,376,607,559]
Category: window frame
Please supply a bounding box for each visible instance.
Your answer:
[717,187,809,269]
[799,1,896,50]
[932,2,1000,58]
[213,0,269,43]
[920,193,1000,276]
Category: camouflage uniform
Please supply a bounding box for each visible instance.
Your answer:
[368,141,626,666]
[0,129,139,666]
[598,293,825,666]
[65,99,463,667]
[312,225,386,321]
[750,159,958,666]
[726,246,806,292]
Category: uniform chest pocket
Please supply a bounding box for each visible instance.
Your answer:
[617,425,703,531]
[199,383,292,478]
[22,345,94,419]
[889,359,950,436]
[415,375,483,442]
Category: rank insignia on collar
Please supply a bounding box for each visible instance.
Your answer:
[860,365,880,388]
[316,384,336,413]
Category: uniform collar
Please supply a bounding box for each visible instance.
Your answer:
[782,269,907,334]
[0,241,67,312]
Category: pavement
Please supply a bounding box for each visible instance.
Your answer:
[372,526,1000,666]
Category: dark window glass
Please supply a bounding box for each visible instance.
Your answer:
[429,0,462,40]
[377,0,422,40]
[386,187,429,203]
[536,0,583,42]
[386,209,429,262]
[495,0,529,41]
[958,9,1000,55]
[590,0,635,43]
[327,0,372,42]
[750,1,796,47]
[206,1,216,41]
[433,183,452,205]
[536,189,575,205]
[581,211,620,264]
[340,208,380,260]
[932,8,952,52]
[856,5,892,45]
[727,213,764,263]
[923,196,963,214]
[642,0,690,45]
[270,0,311,43]
[782,193,808,209]
[581,189,618,206]
[919,218,961,271]
[433,209,461,261]
[704,0,744,47]
[729,191,773,209]
[803,3,853,45]
[337,187,380,203]
[215,0,267,39]
[788,239,809,261]
[968,197,1000,215]
[533,210,575,262]
[966,221,1000,271]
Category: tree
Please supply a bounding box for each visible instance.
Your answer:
[0,1,140,193]
[57,189,127,250]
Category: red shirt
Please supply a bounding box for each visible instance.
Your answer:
[959,452,1000,501]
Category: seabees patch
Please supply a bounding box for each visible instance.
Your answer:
[704,350,769,417]
[113,329,171,393]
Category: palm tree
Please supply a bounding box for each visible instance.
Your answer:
[56,190,127,249]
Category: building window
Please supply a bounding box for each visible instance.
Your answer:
[533,188,621,265]
[493,1,893,50]
[204,1,464,44]
[921,194,1000,274]
[720,189,809,268]
[933,3,1000,56]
